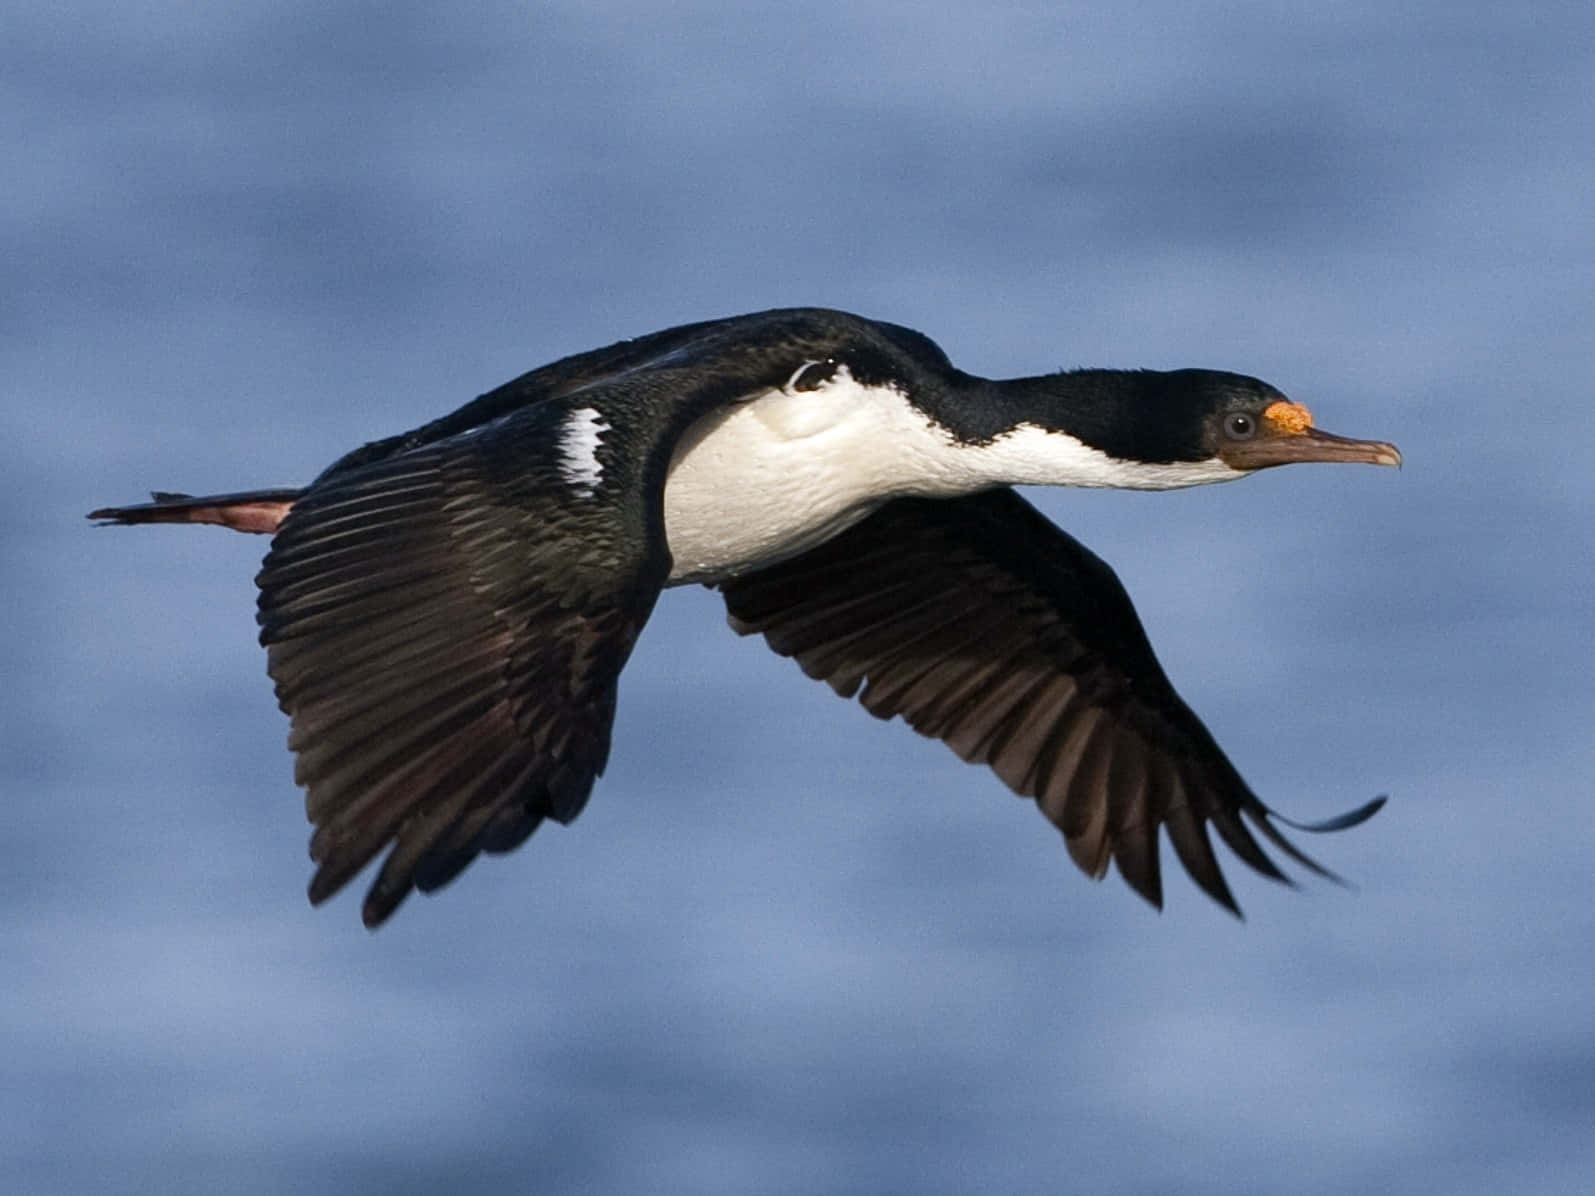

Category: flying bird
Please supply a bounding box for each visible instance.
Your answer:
[90,307,1400,927]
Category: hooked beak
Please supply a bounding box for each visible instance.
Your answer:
[1224,427,1403,472]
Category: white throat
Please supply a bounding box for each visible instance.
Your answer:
[659,366,1240,584]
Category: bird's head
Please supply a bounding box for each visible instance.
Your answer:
[1173,370,1403,473]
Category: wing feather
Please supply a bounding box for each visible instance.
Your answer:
[258,400,669,926]
[720,489,1381,914]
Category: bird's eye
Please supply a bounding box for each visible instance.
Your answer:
[1224,412,1257,440]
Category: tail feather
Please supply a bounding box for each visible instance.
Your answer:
[88,488,303,535]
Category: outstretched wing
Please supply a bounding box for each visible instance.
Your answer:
[256,308,949,926]
[257,398,670,927]
[718,488,1382,915]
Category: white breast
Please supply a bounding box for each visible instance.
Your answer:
[662,368,964,583]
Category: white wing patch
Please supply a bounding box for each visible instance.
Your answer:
[559,406,610,496]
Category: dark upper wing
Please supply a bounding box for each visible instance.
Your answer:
[718,488,1383,915]
[257,397,671,927]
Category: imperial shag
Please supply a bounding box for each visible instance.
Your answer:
[90,308,1401,927]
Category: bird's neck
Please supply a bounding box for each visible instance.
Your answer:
[924,370,1238,492]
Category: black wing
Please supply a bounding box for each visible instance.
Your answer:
[257,397,672,927]
[718,488,1383,915]
[257,310,934,926]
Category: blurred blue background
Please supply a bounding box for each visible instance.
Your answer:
[8,3,1594,1192]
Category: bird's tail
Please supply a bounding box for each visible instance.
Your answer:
[87,488,303,535]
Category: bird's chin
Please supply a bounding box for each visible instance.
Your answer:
[1223,427,1403,471]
